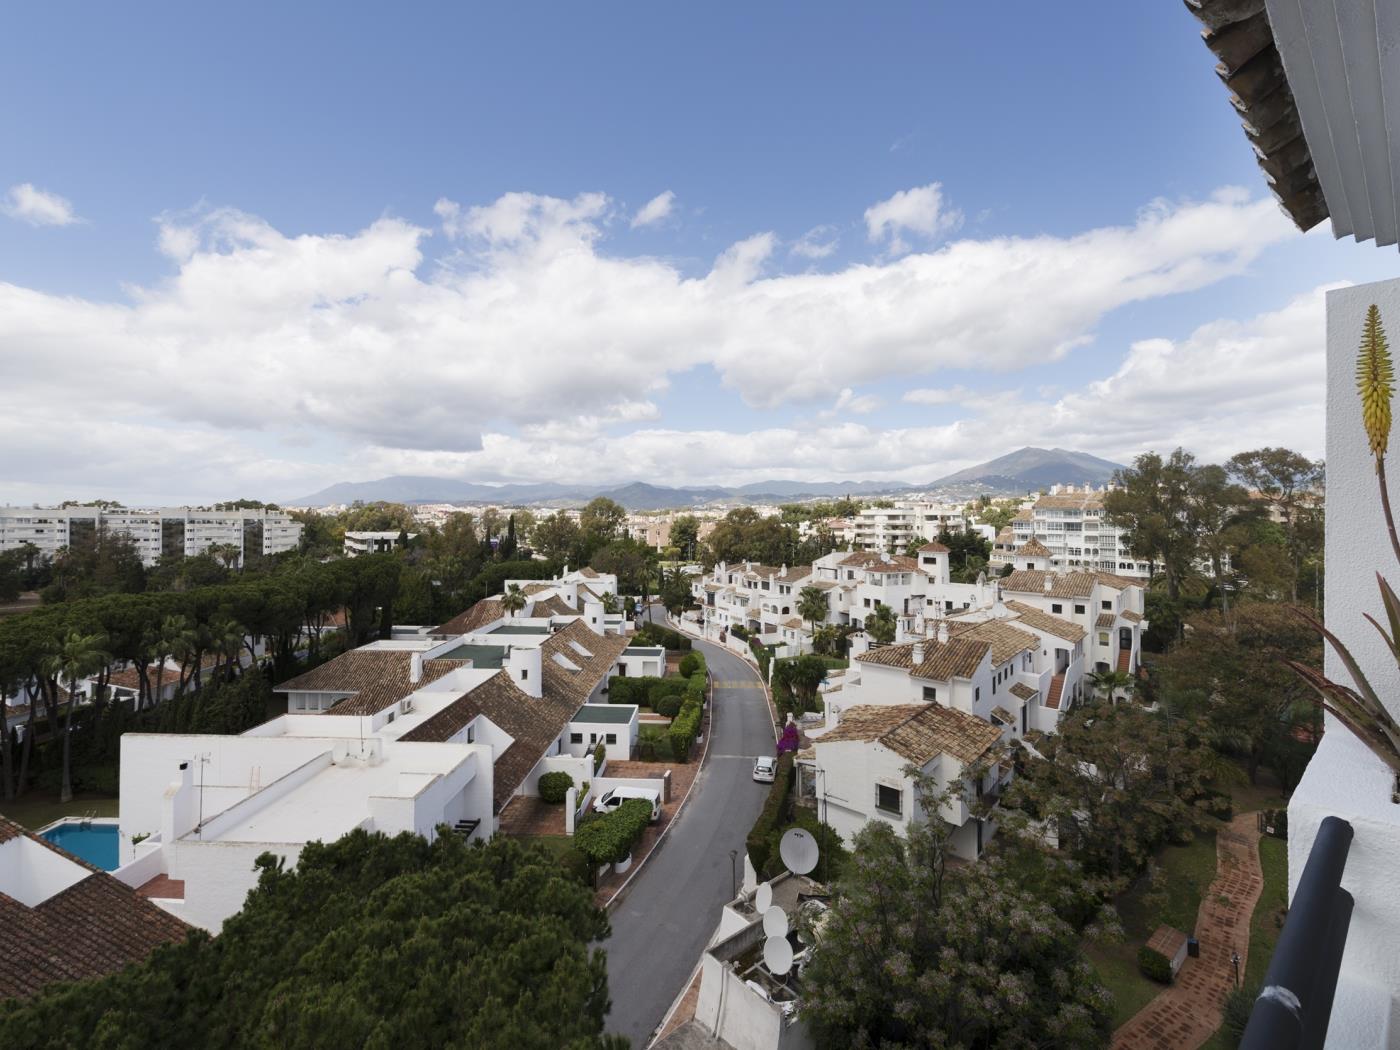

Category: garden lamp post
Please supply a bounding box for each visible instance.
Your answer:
[1231,949,1240,989]
[729,848,738,901]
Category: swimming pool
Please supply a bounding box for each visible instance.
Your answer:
[41,822,120,870]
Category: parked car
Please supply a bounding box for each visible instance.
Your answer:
[593,787,661,822]
[753,756,777,783]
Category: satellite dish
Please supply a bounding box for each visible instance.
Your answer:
[763,905,789,937]
[754,882,773,913]
[763,935,794,976]
[779,828,819,875]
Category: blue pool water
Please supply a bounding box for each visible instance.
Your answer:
[41,823,119,870]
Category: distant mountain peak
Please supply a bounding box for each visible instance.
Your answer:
[929,447,1123,492]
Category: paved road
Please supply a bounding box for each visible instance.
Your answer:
[603,612,774,1047]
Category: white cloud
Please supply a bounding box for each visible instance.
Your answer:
[864,182,962,253]
[3,183,80,227]
[903,385,974,406]
[790,225,838,259]
[631,190,676,228]
[0,186,1304,500]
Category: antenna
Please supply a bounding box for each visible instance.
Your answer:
[779,827,819,875]
[195,752,211,839]
[762,906,789,938]
[763,936,794,976]
[754,882,773,913]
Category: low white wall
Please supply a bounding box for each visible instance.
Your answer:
[197,752,333,840]
[595,773,670,803]
[111,841,166,890]
[166,837,306,932]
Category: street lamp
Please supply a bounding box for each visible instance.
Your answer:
[729,848,738,901]
[1230,949,1240,989]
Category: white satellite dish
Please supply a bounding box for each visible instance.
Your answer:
[763,935,794,976]
[763,905,788,937]
[754,882,773,913]
[779,827,819,875]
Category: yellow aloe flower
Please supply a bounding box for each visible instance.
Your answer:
[1359,303,1395,463]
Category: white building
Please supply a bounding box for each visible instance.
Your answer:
[0,506,303,567]
[343,530,416,556]
[848,500,967,553]
[1009,491,1153,579]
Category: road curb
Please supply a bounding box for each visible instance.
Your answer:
[600,613,718,912]
[668,613,779,745]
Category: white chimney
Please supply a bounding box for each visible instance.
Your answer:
[1043,575,1054,593]
[507,645,543,698]
[409,651,423,684]
[936,621,949,644]
[912,641,925,665]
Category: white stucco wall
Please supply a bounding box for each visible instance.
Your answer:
[1289,278,1400,1049]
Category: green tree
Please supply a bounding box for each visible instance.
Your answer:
[801,817,1112,1049]
[1103,449,1200,600]
[0,830,628,1050]
[796,584,829,639]
[1183,463,1252,612]
[1226,447,1324,602]
[500,583,528,619]
[771,655,829,716]
[590,538,654,596]
[42,630,111,803]
[669,514,701,560]
[579,497,626,548]
[533,512,585,566]
[865,602,896,645]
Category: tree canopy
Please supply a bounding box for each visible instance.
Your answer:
[0,830,627,1050]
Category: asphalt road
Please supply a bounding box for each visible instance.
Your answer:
[603,613,775,1047]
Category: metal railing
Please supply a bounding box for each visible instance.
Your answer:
[1240,816,1354,1050]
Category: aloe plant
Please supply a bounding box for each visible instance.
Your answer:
[1289,304,1400,791]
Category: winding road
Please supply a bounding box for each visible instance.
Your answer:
[603,613,775,1047]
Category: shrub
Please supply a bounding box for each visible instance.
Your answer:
[647,678,688,705]
[1138,945,1173,984]
[678,652,702,677]
[573,798,653,866]
[654,693,684,718]
[607,676,661,705]
[1220,984,1258,1047]
[633,623,691,650]
[668,697,703,761]
[746,752,794,877]
[593,741,606,773]
[637,724,669,760]
[538,771,574,804]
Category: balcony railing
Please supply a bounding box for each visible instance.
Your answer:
[1239,816,1354,1050]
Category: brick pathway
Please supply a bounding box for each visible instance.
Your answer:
[1111,812,1265,1050]
[497,795,565,836]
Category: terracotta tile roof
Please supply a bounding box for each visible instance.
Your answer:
[1121,609,1143,623]
[947,619,1039,665]
[990,705,1014,726]
[994,527,1015,544]
[434,597,504,635]
[777,566,811,584]
[1008,682,1037,702]
[812,704,927,745]
[1096,612,1116,629]
[881,704,1003,766]
[576,567,601,578]
[916,540,950,553]
[0,817,191,1001]
[839,551,919,572]
[540,620,630,706]
[530,594,577,618]
[781,617,805,630]
[742,564,784,579]
[576,584,603,602]
[1090,572,1143,591]
[521,583,555,596]
[1014,538,1053,558]
[1001,570,1097,599]
[275,650,463,717]
[398,669,580,811]
[1003,600,1088,643]
[856,638,989,681]
[1012,511,1033,523]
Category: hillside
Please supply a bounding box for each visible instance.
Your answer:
[929,447,1123,493]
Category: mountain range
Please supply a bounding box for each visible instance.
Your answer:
[289,447,1124,510]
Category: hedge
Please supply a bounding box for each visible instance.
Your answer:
[573,797,654,866]
[538,771,574,804]
[607,675,663,705]
[668,697,704,761]
[1138,945,1173,984]
[655,693,685,718]
[633,623,692,650]
[678,651,703,677]
[746,752,794,877]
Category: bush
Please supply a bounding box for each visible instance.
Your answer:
[538,771,574,804]
[633,622,691,650]
[573,798,653,866]
[654,693,684,718]
[1220,983,1258,1047]
[607,676,661,705]
[637,724,669,760]
[730,624,749,641]
[1261,808,1288,839]
[668,697,703,761]
[593,741,606,773]
[648,678,688,704]
[678,651,703,677]
[1138,945,1173,984]
[746,752,794,877]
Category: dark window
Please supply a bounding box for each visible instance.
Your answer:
[1074,604,1086,615]
[922,685,937,701]
[589,733,597,744]
[570,732,583,744]
[521,668,529,680]
[876,783,902,815]
[1051,603,1063,614]
[974,687,980,702]
[606,733,617,745]
[1101,600,1112,611]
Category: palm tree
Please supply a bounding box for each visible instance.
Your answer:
[208,618,247,681]
[866,602,897,646]
[500,584,528,619]
[43,631,111,803]
[1088,668,1137,704]
[161,615,198,698]
[601,592,621,615]
[797,585,829,647]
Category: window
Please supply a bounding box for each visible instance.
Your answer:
[1102,600,1113,611]
[589,733,598,744]
[520,668,529,680]
[1074,604,1086,615]
[922,685,937,701]
[467,725,476,744]
[974,687,980,702]
[570,732,583,744]
[875,783,902,815]
[1051,603,1062,614]
[606,733,617,745]
[1098,632,1109,646]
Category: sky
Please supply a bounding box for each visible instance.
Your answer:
[2,2,1396,506]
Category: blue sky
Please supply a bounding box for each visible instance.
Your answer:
[2,2,1395,504]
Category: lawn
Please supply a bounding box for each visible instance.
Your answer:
[1246,835,1288,988]
[1087,830,1220,1028]
[0,793,119,830]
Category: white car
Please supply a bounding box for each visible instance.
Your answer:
[593,787,661,822]
[753,756,777,783]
